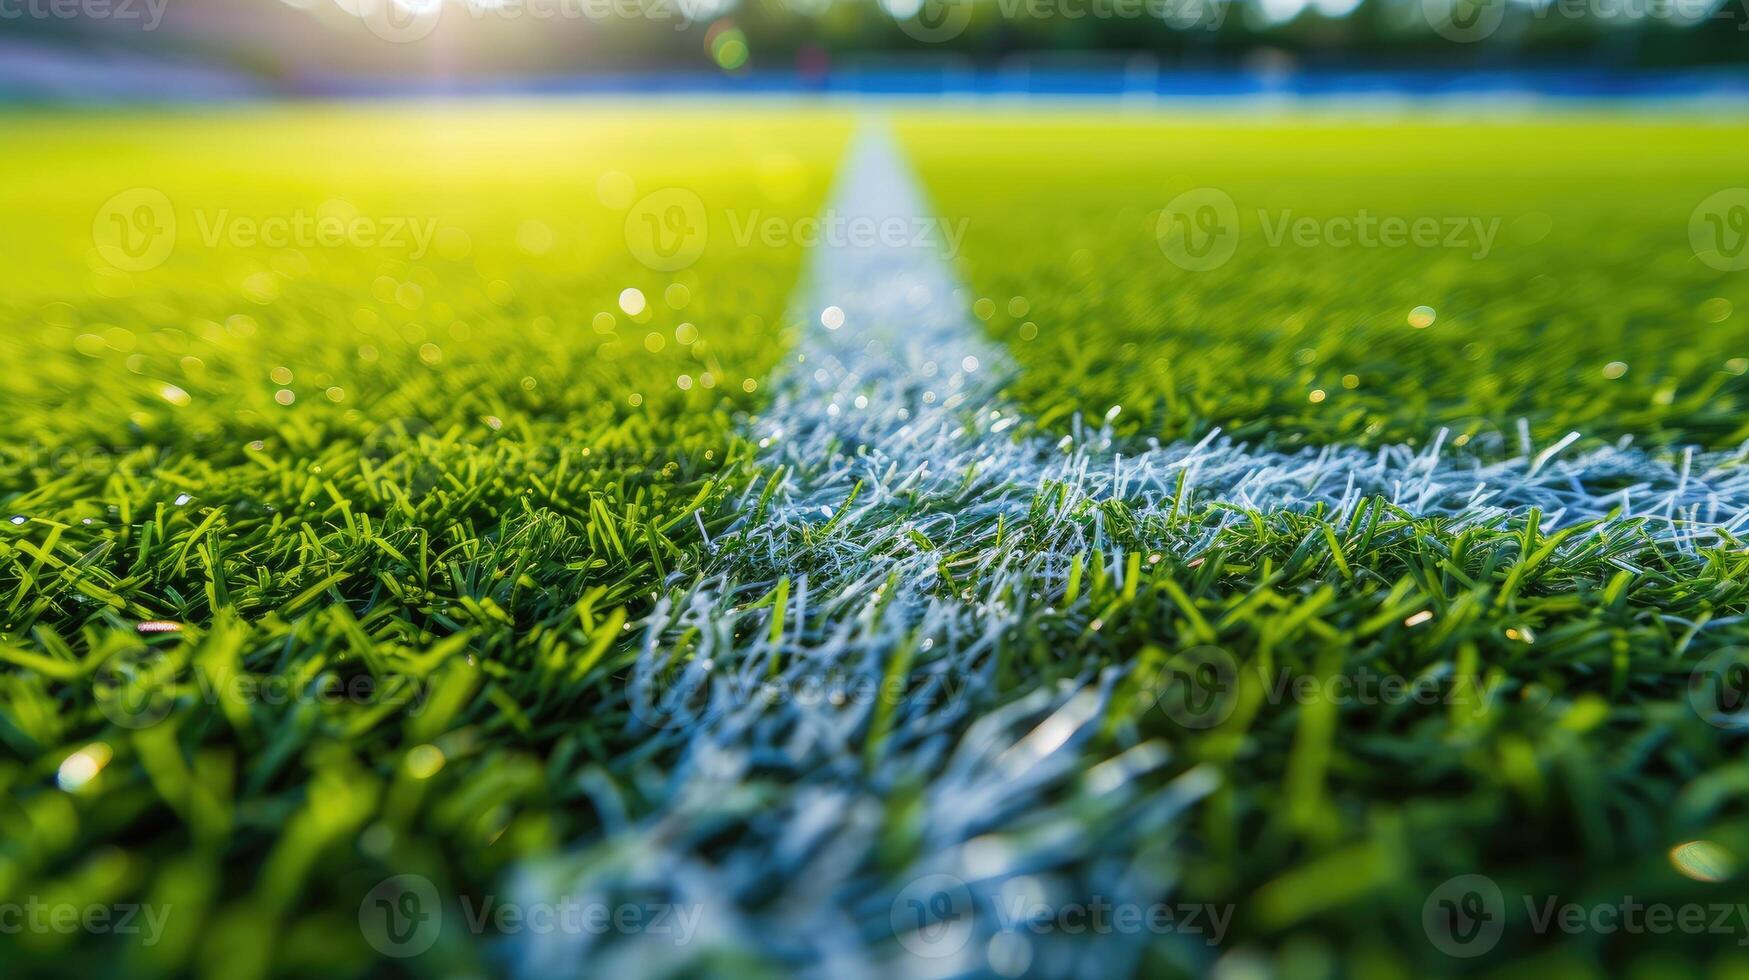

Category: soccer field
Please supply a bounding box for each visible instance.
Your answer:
[2,104,1748,978]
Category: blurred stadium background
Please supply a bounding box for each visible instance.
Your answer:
[1,0,1746,102]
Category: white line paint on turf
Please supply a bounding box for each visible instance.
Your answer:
[510,123,1749,978]
[718,124,1749,567]
[512,124,1218,980]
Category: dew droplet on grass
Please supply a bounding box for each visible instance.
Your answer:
[405,744,446,780]
[1669,840,1735,883]
[57,743,111,792]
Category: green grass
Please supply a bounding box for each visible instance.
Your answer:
[3,104,1749,980]
[890,112,1749,976]
[900,112,1749,452]
[0,103,851,977]
[1015,498,1749,977]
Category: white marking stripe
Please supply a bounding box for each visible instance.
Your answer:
[752,125,1749,556]
[511,123,1749,977]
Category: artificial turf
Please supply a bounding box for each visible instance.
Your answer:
[0,104,850,976]
[1,104,1747,979]
[899,112,1749,451]
[894,113,1749,974]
